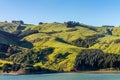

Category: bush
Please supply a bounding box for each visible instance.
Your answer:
[106,29,112,35]
[7,47,54,64]
[39,22,43,25]
[3,63,13,73]
[74,49,120,71]
[114,39,120,43]
[0,43,9,53]
[64,21,80,28]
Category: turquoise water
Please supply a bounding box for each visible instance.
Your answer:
[0,73,120,80]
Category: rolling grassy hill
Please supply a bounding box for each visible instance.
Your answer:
[0,22,120,72]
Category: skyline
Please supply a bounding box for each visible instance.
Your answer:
[1,0,120,26]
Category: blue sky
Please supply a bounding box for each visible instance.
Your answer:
[0,0,120,26]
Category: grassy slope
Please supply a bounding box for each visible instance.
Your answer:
[23,23,109,71]
[1,22,120,71]
[0,22,18,32]
[90,35,120,54]
[0,60,13,67]
[0,30,18,45]
[0,22,16,69]
[90,26,120,54]
[0,22,21,44]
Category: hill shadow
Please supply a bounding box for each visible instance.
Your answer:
[19,40,33,48]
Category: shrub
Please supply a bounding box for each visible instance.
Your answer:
[64,21,80,28]
[74,49,120,71]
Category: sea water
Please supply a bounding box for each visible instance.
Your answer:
[0,73,120,80]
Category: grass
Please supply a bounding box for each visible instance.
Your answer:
[1,22,120,71]
[24,23,120,71]
[0,22,18,32]
[112,27,120,36]
[90,35,120,54]
[0,59,13,67]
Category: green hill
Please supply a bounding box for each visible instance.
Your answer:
[0,21,120,73]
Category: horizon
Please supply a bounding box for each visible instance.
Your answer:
[1,0,120,26]
[1,20,119,27]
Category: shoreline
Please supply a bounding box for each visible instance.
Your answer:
[74,71,120,74]
[1,70,120,75]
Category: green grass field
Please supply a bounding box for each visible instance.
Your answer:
[1,22,120,71]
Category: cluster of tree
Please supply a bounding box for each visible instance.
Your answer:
[7,47,54,65]
[74,49,120,71]
[64,21,96,30]
[64,21,80,28]
[12,20,24,25]
[0,43,9,53]
[114,39,120,43]
[0,52,8,59]
[55,52,71,63]
[106,29,112,35]
[2,63,20,73]
[0,44,20,59]
[38,22,49,25]
[2,63,56,74]
[16,25,26,31]
[6,45,20,56]
[0,47,57,74]
[39,22,44,25]
[55,37,68,44]
[72,34,104,48]
[102,25,115,27]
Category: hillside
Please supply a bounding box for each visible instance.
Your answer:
[0,21,120,74]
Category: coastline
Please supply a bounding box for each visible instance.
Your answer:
[74,70,120,74]
[1,70,120,75]
[0,72,19,75]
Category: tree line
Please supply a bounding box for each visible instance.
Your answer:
[0,47,56,74]
[74,49,120,71]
